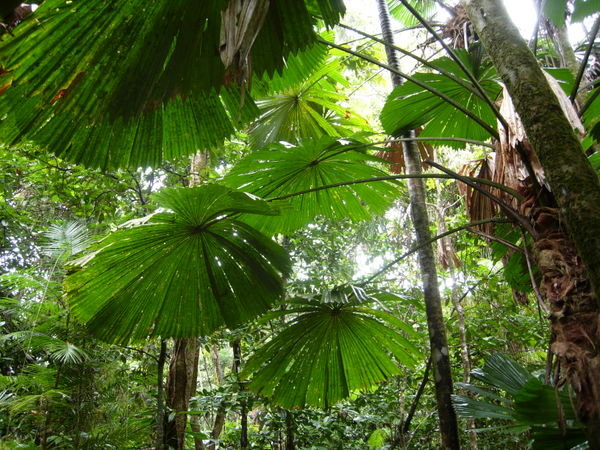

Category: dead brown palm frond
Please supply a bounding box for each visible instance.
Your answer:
[377,130,435,174]
[220,0,270,87]
[457,156,498,234]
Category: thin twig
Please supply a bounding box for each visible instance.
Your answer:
[570,15,600,102]
[425,160,535,236]
[359,218,511,286]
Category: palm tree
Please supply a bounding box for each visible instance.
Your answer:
[376,0,460,447]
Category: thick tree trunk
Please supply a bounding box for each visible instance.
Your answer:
[165,338,199,449]
[463,0,600,302]
[464,1,600,446]
[376,1,460,448]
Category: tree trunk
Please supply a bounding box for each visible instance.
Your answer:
[464,0,600,445]
[207,345,227,450]
[463,0,600,301]
[376,1,460,448]
[232,339,249,449]
[156,339,168,450]
[165,338,199,450]
[285,410,296,450]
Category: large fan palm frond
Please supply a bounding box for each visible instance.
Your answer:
[43,221,92,261]
[241,286,421,409]
[222,137,399,235]
[249,58,371,149]
[452,353,586,449]
[380,47,501,147]
[65,185,290,344]
[0,0,345,169]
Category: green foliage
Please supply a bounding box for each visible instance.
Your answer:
[380,48,501,147]
[543,0,600,25]
[241,287,421,409]
[66,185,290,344]
[249,58,371,149]
[223,137,399,234]
[0,0,345,168]
[453,354,586,449]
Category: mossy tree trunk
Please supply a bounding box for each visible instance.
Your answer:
[464,0,600,446]
[377,1,460,448]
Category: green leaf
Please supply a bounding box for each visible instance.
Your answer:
[241,294,420,409]
[571,0,600,22]
[471,353,532,396]
[542,0,567,26]
[0,0,345,169]
[66,185,290,344]
[43,221,92,261]
[223,137,400,235]
[249,58,369,149]
[389,0,436,27]
[380,50,501,147]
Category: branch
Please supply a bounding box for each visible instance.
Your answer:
[317,38,500,140]
[358,217,511,286]
[397,0,509,131]
[570,15,600,102]
[425,160,535,236]
[267,173,522,202]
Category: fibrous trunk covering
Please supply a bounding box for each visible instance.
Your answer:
[464,1,600,444]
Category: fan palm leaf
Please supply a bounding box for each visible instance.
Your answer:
[249,58,370,149]
[65,185,290,344]
[223,137,399,235]
[241,288,421,409]
[452,354,586,449]
[43,221,92,261]
[380,47,502,147]
[0,0,345,168]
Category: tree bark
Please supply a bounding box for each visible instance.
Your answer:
[464,0,600,446]
[165,338,199,450]
[156,339,168,450]
[463,0,600,303]
[232,339,249,449]
[376,1,460,448]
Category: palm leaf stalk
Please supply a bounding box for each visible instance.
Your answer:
[318,38,500,140]
[396,0,508,130]
[65,185,290,345]
[337,22,499,110]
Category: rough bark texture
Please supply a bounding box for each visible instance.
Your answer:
[377,1,460,448]
[463,0,600,304]
[165,338,199,449]
[464,1,600,445]
[155,339,167,450]
[232,340,249,449]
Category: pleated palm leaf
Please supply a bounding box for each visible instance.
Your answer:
[222,137,399,235]
[65,185,290,344]
[380,46,501,147]
[249,58,371,149]
[0,0,345,168]
[452,353,586,449]
[241,286,421,409]
[43,221,93,261]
